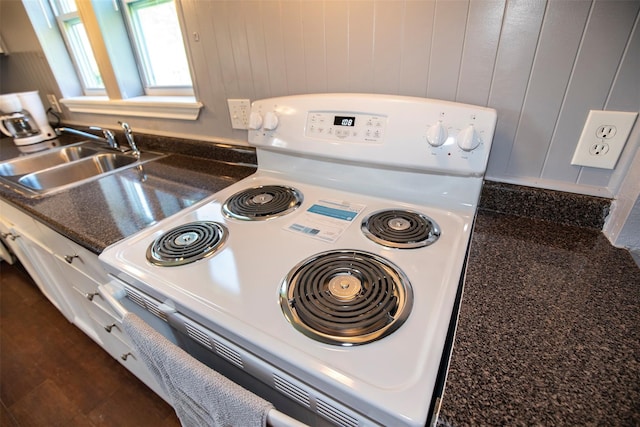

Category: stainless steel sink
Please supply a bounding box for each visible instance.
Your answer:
[18,153,140,191]
[0,145,101,176]
[0,141,165,197]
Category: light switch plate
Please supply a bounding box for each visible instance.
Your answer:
[227,99,251,130]
[571,110,638,169]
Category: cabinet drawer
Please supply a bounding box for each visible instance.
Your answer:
[37,223,110,283]
[0,200,41,238]
[89,314,168,402]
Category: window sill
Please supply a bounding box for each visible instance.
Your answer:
[60,96,203,120]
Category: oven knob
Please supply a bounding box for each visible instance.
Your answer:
[457,125,481,151]
[248,112,263,130]
[263,111,279,130]
[426,122,447,147]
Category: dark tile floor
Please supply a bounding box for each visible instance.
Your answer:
[0,261,181,427]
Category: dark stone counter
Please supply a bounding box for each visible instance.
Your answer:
[0,136,256,253]
[439,210,640,426]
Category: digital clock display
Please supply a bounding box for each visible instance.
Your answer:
[334,116,356,127]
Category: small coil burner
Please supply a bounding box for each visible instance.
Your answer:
[279,250,413,346]
[222,185,303,221]
[146,221,228,267]
[361,209,440,249]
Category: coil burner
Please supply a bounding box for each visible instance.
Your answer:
[222,185,303,221]
[279,250,413,346]
[147,221,228,267]
[361,209,440,249]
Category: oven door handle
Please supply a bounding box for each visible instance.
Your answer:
[98,281,129,318]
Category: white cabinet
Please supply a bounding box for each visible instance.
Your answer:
[0,199,165,400]
[0,203,75,321]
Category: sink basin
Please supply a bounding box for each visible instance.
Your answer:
[0,145,101,176]
[18,153,139,191]
[0,141,166,197]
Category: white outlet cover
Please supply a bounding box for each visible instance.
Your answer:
[571,110,638,169]
[227,99,251,130]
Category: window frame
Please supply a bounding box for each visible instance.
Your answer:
[119,0,194,96]
[48,1,106,95]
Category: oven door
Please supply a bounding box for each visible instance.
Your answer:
[98,280,305,427]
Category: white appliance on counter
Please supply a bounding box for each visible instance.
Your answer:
[0,91,57,148]
[99,93,497,426]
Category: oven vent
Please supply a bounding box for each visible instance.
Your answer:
[124,288,168,321]
[317,399,359,427]
[184,322,213,350]
[144,301,168,321]
[273,374,310,408]
[213,340,243,369]
[125,288,146,309]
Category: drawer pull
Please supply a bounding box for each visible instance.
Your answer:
[85,292,99,301]
[64,254,80,264]
[104,323,117,333]
[121,352,133,361]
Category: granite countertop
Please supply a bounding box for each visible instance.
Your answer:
[1,136,638,425]
[0,136,257,253]
[439,209,640,426]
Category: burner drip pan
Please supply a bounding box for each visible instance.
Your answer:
[280,250,413,346]
[361,209,440,249]
[147,221,228,267]
[222,185,303,221]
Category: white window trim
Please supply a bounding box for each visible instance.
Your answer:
[60,96,203,120]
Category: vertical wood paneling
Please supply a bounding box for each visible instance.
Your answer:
[226,4,254,98]
[242,1,271,99]
[485,0,546,177]
[427,0,468,101]
[324,1,350,93]
[210,3,240,96]
[505,1,591,178]
[261,2,288,96]
[301,1,327,94]
[578,11,640,189]
[541,0,640,183]
[347,1,375,92]
[456,0,504,106]
[6,0,639,196]
[398,0,435,97]
[372,1,404,95]
[281,2,306,94]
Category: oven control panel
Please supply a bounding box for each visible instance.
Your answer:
[249,94,497,176]
[305,112,387,143]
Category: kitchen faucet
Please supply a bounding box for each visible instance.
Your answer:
[56,126,119,150]
[118,121,140,158]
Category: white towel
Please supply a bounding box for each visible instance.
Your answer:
[123,312,274,427]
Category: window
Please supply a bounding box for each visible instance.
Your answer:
[122,0,192,95]
[47,0,193,97]
[49,0,105,94]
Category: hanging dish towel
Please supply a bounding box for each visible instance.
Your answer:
[123,312,274,427]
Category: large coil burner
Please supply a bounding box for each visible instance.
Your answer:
[222,185,303,221]
[146,221,228,267]
[279,250,413,346]
[361,209,440,249]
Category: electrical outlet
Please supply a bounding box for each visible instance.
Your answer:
[227,99,251,130]
[47,94,62,113]
[571,110,638,169]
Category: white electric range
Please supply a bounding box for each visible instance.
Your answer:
[99,93,496,427]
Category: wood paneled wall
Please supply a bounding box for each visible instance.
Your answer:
[1,0,639,197]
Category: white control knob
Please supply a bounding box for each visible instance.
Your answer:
[426,122,448,147]
[248,112,263,130]
[457,125,481,151]
[263,111,279,130]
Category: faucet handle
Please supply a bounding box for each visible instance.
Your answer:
[89,126,118,149]
[118,121,140,158]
